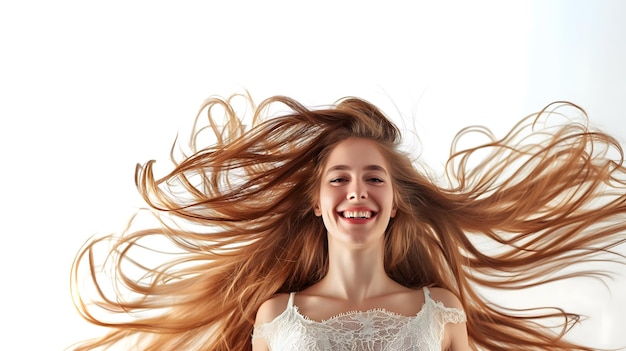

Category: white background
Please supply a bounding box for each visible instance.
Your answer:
[1,1,625,350]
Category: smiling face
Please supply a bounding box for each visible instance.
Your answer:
[314,137,396,248]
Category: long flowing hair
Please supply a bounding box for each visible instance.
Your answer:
[70,93,626,350]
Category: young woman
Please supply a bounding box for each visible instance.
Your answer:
[252,136,468,350]
[71,94,626,351]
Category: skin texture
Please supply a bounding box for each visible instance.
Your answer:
[253,138,469,350]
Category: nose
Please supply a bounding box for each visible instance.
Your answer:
[347,181,368,200]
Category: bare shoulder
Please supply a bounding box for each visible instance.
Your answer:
[427,287,464,310]
[255,293,290,325]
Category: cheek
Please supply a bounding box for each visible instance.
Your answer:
[318,194,335,210]
[377,189,396,211]
[317,189,341,213]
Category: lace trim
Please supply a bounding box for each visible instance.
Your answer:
[252,291,467,339]
[287,287,466,325]
[294,305,424,324]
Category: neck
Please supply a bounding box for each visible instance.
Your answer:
[320,239,392,302]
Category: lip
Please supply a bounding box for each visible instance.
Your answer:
[340,216,375,224]
[337,206,378,223]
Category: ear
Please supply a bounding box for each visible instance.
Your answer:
[314,205,322,217]
[391,206,397,218]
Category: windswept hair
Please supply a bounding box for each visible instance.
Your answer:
[70,93,626,351]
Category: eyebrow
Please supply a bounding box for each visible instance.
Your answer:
[326,165,388,175]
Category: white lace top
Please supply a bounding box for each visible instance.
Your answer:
[252,287,466,351]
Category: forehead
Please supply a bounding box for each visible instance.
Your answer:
[324,138,389,170]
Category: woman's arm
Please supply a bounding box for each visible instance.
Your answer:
[252,337,269,351]
[447,319,469,351]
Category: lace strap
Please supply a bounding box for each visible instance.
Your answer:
[288,292,296,307]
[422,286,432,301]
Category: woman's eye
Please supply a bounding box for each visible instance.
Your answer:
[330,178,347,183]
[368,177,384,183]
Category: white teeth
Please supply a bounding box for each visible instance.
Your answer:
[342,211,372,219]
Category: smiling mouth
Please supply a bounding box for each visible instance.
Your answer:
[341,211,375,219]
